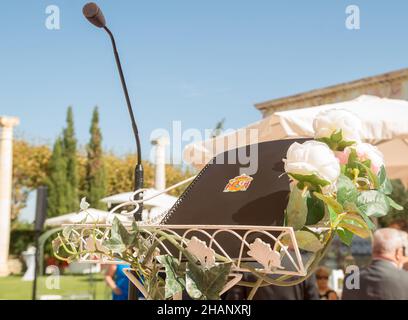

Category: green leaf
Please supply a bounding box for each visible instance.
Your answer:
[156,255,185,298]
[316,137,334,148]
[313,192,344,214]
[336,174,358,205]
[185,273,203,299]
[317,130,356,151]
[359,212,376,231]
[103,217,135,253]
[337,140,356,151]
[358,162,379,189]
[343,202,376,230]
[336,227,353,246]
[387,196,404,211]
[338,222,370,239]
[282,230,323,253]
[305,194,325,225]
[347,148,358,167]
[130,221,139,233]
[340,212,368,225]
[379,177,393,195]
[186,262,232,300]
[357,190,390,218]
[149,284,166,300]
[285,186,308,230]
[331,130,343,143]
[146,264,166,300]
[362,159,372,169]
[102,238,126,254]
[288,173,331,188]
[338,213,371,239]
[378,165,387,184]
[328,205,337,225]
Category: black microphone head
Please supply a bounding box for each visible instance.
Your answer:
[83,2,106,28]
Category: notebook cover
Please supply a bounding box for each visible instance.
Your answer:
[162,138,309,257]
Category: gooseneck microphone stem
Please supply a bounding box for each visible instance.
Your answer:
[103,26,144,219]
[103,26,142,165]
[83,2,143,301]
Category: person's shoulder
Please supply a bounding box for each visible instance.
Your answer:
[362,260,394,277]
[397,269,408,283]
[384,269,408,299]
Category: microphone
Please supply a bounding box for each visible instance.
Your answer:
[82,2,144,221]
[82,2,106,28]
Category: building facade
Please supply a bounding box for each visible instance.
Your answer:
[254,68,408,117]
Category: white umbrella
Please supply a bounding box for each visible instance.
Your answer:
[183,95,408,184]
[100,188,177,209]
[100,189,178,223]
[44,208,132,227]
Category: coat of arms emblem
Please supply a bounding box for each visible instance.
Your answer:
[223,174,253,192]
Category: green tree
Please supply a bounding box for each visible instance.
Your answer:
[63,106,79,211]
[85,107,107,209]
[379,179,408,227]
[46,137,69,217]
[12,140,51,221]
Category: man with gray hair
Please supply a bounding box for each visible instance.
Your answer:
[342,228,408,300]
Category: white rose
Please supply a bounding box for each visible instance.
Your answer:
[345,143,384,174]
[284,141,340,185]
[313,109,362,142]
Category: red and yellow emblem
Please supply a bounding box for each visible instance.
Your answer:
[223,174,253,192]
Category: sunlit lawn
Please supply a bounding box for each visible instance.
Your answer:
[0,274,111,300]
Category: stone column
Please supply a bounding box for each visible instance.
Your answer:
[151,136,169,191]
[0,116,19,276]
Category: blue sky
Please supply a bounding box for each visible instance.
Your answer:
[1,1,408,220]
[2,0,408,156]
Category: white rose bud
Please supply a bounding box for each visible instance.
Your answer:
[313,109,362,142]
[284,141,340,185]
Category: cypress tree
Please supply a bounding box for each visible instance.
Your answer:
[63,106,79,211]
[85,107,107,209]
[46,137,69,217]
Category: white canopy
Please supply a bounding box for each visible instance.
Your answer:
[183,95,408,184]
[44,208,133,227]
[100,188,177,209]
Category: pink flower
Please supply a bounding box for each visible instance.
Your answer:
[335,151,349,165]
[338,143,384,175]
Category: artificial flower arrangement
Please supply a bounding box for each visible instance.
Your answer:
[283,109,402,253]
[52,109,402,299]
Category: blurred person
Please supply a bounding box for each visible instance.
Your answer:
[399,231,408,271]
[105,264,130,300]
[315,266,338,300]
[389,220,408,271]
[342,228,408,300]
[388,219,408,232]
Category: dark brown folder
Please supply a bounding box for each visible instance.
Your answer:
[163,138,309,257]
